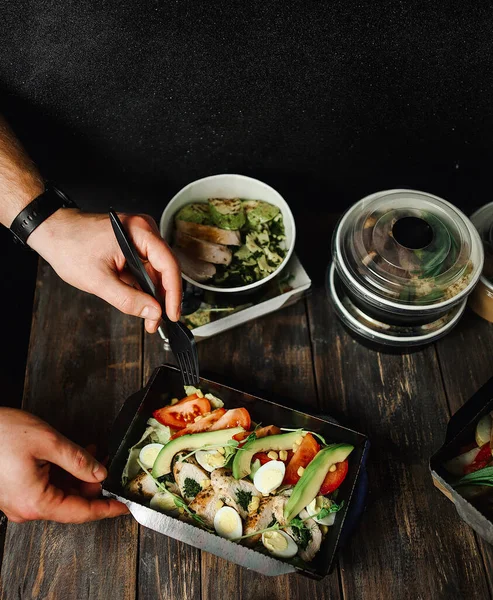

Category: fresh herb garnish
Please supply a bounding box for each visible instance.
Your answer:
[280,428,327,445]
[183,478,202,499]
[315,500,344,520]
[236,490,253,512]
[289,518,312,550]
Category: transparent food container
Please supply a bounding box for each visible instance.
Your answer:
[330,189,484,348]
[469,202,493,323]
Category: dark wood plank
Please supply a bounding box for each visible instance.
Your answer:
[307,287,491,600]
[196,301,342,600]
[435,309,493,595]
[0,260,141,600]
[139,333,201,600]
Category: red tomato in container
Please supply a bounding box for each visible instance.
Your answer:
[208,408,251,432]
[253,450,294,465]
[153,395,211,429]
[464,443,493,474]
[255,425,282,438]
[319,460,349,495]
[283,433,320,485]
[170,408,226,439]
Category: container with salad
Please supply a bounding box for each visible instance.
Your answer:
[329,189,484,349]
[431,376,493,544]
[103,365,368,579]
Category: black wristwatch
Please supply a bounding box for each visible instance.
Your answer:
[10,183,78,247]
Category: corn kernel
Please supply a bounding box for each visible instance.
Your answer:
[196,390,204,398]
[297,466,305,477]
[279,450,288,461]
[292,443,300,453]
[215,500,224,511]
[217,447,225,455]
[329,465,337,473]
[178,507,185,514]
[321,525,329,536]
[170,398,179,405]
[201,479,211,488]
[267,451,278,460]
[295,436,304,446]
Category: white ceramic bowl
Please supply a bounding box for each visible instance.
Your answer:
[160,174,296,293]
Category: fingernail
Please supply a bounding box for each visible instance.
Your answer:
[93,462,107,481]
[140,305,160,320]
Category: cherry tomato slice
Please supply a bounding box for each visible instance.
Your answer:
[153,395,211,429]
[464,443,493,474]
[319,460,349,495]
[255,425,282,438]
[283,433,320,485]
[208,408,251,432]
[252,450,293,465]
[253,452,272,465]
[233,425,281,444]
[170,408,226,439]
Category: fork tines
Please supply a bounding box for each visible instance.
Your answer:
[176,350,199,386]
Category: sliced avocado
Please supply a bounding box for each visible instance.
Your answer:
[175,203,211,225]
[232,431,302,479]
[243,200,280,228]
[208,198,245,230]
[152,427,244,477]
[284,443,354,522]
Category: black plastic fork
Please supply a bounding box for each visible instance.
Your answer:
[109,210,199,386]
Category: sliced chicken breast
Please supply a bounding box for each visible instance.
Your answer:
[243,495,288,545]
[189,487,225,528]
[126,472,159,500]
[173,459,210,503]
[172,246,217,281]
[285,510,323,562]
[175,230,232,265]
[210,468,261,519]
[176,220,241,246]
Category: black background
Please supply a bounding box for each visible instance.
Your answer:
[1,1,493,402]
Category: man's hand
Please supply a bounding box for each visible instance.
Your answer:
[28,209,182,332]
[0,408,128,524]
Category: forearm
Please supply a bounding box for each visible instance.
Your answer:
[0,115,44,227]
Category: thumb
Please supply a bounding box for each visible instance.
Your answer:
[40,431,108,483]
[97,273,163,322]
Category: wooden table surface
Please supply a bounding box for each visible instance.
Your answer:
[2,246,493,600]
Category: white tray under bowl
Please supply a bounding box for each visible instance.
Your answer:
[162,254,311,345]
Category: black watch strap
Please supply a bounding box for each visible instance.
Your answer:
[10,184,78,246]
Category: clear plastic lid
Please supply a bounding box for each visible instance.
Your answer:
[470,202,493,290]
[334,190,484,311]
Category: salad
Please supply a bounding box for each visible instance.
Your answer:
[443,411,493,519]
[122,388,354,564]
[172,198,287,287]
